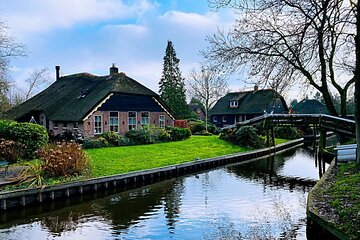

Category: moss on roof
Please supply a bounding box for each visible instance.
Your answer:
[5,72,158,121]
[209,89,287,115]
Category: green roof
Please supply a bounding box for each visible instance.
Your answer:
[5,72,159,121]
[209,89,288,115]
[292,99,329,114]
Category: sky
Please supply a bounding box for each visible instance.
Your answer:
[2,0,250,98]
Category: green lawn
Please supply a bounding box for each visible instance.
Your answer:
[86,135,287,177]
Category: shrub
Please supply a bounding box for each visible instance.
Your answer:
[37,143,91,177]
[174,120,189,128]
[274,126,299,139]
[189,121,220,135]
[166,126,191,141]
[125,128,153,145]
[99,131,129,146]
[219,128,237,143]
[193,130,212,136]
[0,120,48,159]
[0,138,24,163]
[145,125,171,142]
[235,126,262,148]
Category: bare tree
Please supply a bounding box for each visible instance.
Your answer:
[0,20,26,117]
[188,65,228,131]
[24,68,50,101]
[204,0,355,116]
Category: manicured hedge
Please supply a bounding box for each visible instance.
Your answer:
[0,120,48,159]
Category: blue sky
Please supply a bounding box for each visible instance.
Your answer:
[2,0,244,97]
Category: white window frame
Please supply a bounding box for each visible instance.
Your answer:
[128,112,137,130]
[213,116,217,122]
[94,115,103,134]
[159,115,165,128]
[222,116,227,123]
[141,112,150,127]
[109,111,119,132]
[230,101,238,108]
[74,122,79,129]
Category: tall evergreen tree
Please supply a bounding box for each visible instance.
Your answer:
[159,40,189,119]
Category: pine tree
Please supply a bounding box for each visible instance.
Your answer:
[159,40,189,119]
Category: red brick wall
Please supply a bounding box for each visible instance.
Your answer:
[83,111,174,138]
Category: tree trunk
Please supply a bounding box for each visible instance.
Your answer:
[355,2,360,164]
[340,91,348,117]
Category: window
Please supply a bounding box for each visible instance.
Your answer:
[109,112,119,132]
[222,116,227,123]
[54,122,58,129]
[159,115,165,128]
[213,116,217,122]
[63,122,68,129]
[230,101,238,108]
[128,112,137,130]
[94,115,102,134]
[141,112,150,126]
[74,122,79,129]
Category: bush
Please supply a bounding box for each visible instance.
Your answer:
[0,120,48,159]
[166,126,191,141]
[174,120,189,128]
[0,138,24,163]
[145,125,171,142]
[37,143,91,177]
[99,131,129,146]
[235,126,262,148]
[193,130,212,136]
[189,121,220,135]
[219,128,237,143]
[125,128,153,145]
[274,126,299,139]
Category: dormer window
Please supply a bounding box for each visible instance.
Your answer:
[230,101,238,108]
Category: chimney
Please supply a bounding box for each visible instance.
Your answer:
[110,63,119,75]
[55,65,60,81]
[254,85,259,91]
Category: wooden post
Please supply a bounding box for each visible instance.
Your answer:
[266,128,270,147]
[271,126,275,147]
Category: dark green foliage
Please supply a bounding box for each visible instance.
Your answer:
[159,40,189,118]
[0,138,24,163]
[220,126,264,148]
[235,126,261,148]
[274,126,299,139]
[125,129,153,145]
[99,131,129,146]
[193,130,212,136]
[82,138,108,149]
[189,121,220,135]
[166,126,191,141]
[0,120,48,159]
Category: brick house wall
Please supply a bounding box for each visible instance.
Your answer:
[83,111,174,138]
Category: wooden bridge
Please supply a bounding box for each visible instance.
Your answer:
[222,114,355,153]
[223,114,355,137]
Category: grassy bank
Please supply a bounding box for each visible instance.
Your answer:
[87,136,288,177]
[327,163,360,239]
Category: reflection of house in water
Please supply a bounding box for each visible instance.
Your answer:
[226,149,317,192]
[0,179,184,237]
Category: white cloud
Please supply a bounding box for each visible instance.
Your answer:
[105,24,148,35]
[3,0,157,35]
[160,11,219,29]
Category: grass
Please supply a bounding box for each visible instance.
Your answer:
[0,135,288,192]
[328,163,360,238]
[86,135,288,177]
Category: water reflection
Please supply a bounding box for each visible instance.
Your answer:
[0,148,328,240]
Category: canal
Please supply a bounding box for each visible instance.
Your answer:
[0,148,328,240]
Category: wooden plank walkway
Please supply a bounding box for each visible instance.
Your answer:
[223,114,355,137]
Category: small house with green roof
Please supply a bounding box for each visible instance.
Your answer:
[5,64,175,138]
[209,87,288,127]
[291,99,329,114]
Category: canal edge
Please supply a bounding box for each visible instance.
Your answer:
[0,138,304,211]
[307,161,352,240]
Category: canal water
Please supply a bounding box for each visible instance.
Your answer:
[0,148,328,240]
